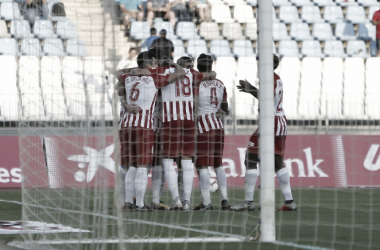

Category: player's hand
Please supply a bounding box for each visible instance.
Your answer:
[130,68,151,76]
[237,79,257,94]
[127,104,142,114]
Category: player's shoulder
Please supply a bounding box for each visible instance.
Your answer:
[274,72,281,80]
[118,73,130,82]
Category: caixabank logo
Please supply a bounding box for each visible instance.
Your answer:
[363,144,380,171]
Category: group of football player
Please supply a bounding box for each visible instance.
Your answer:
[116,48,297,212]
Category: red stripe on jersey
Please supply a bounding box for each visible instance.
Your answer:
[211,113,219,129]
[175,101,180,121]
[189,101,193,120]
[163,102,168,122]
[182,101,187,120]
[169,102,174,121]
[199,117,207,132]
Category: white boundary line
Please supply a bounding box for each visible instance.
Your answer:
[1,199,335,250]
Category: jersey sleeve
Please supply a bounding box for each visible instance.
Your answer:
[118,73,129,86]
[148,68,170,88]
[191,69,204,85]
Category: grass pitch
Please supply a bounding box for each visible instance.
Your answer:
[0,188,379,250]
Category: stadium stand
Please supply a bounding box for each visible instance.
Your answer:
[199,22,223,40]
[0,2,22,21]
[301,6,323,23]
[21,38,42,56]
[290,23,313,41]
[233,40,256,58]
[324,6,344,23]
[273,22,291,41]
[279,6,300,23]
[210,39,233,57]
[301,40,324,58]
[324,40,347,58]
[10,20,33,39]
[312,22,334,40]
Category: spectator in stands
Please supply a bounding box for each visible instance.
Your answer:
[147,0,176,27]
[189,0,210,22]
[170,0,191,22]
[372,8,380,57]
[141,28,159,50]
[117,47,139,70]
[150,29,174,59]
[19,0,49,29]
[120,0,143,30]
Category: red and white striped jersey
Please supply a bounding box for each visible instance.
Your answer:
[195,79,227,134]
[149,67,203,123]
[274,73,287,136]
[118,103,127,130]
[119,74,166,129]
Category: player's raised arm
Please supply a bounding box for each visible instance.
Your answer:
[237,79,258,99]
[166,61,186,83]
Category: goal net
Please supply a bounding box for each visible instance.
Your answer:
[6,0,379,249]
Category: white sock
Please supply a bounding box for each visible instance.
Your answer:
[135,168,148,208]
[125,166,137,204]
[152,165,162,204]
[163,158,179,200]
[277,168,294,202]
[181,159,194,202]
[160,167,165,198]
[118,167,127,206]
[199,169,211,205]
[245,169,258,202]
[216,166,228,201]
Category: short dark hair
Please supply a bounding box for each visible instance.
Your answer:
[150,27,156,34]
[177,56,193,67]
[148,48,169,67]
[274,54,280,70]
[137,51,149,69]
[197,54,213,72]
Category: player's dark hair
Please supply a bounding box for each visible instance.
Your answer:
[148,48,169,67]
[274,54,280,70]
[197,54,213,72]
[177,56,193,67]
[137,51,149,69]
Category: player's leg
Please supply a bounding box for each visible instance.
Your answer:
[176,157,183,202]
[214,129,230,209]
[193,165,212,211]
[231,133,258,211]
[151,150,170,210]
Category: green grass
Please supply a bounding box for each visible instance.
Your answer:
[0,188,379,250]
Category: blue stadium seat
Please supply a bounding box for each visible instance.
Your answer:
[301,6,323,23]
[335,22,356,41]
[0,3,21,20]
[278,40,300,57]
[346,6,367,24]
[0,38,19,55]
[56,20,77,39]
[66,39,88,57]
[370,40,377,56]
[34,20,56,39]
[21,38,42,56]
[273,22,290,41]
[154,21,176,40]
[10,20,33,39]
[324,6,344,24]
[324,40,347,58]
[290,0,313,7]
[301,40,324,58]
[210,39,233,57]
[358,22,376,41]
[290,23,313,41]
[346,40,368,58]
[176,22,200,40]
[187,39,208,58]
[43,38,65,56]
[233,40,256,58]
[279,6,300,23]
[130,21,150,40]
[312,23,334,41]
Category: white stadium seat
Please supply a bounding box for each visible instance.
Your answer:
[0,38,19,56]
[215,57,236,77]
[365,94,380,119]
[187,39,208,57]
[209,39,233,57]
[43,38,65,56]
[56,20,77,39]
[0,20,10,38]
[301,6,323,23]
[278,57,301,96]
[279,6,300,23]
[211,5,234,23]
[21,38,42,56]
[312,23,334,41]
[290,23,313,41]
[322,57,343,95]
[324,6,344,24]
[233,87,258,119]
[346,6,367,24]
[222,23,245,40]
[357,0,379,7]
[236,57,257,80]
[313,0,334,6]
[0,3,21,20]
[66,39,88,57]
[0,56,18,121]
[10,20,33,39]
[34,20,56,39]
[176,22,200,40]
[365,58,380,95]
[334,22,357,41]
[273,23,290,41]
[368,6,380,20]
[233,4,256,23]
[223,0,246,6]
[246,0,257,6]
[199,22,222,40]
[336,0,357,7]
[290,0,313,6]
[233,40,256,58]
[320,92,343,119]
[130,21,150,40]
[324,40,347,58]
[301,40,324,58]
[273,0,291,7]
[279,40,300,58]
[346,40,369,58]
[245,22,258,40]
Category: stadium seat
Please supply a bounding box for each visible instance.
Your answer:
[324,6,344,24]
[279,6,300,23]
[346,6,366,24]
[290,0,313,6]
[209,39,233,57]
[313,0,334,6]
[233,4,256,23]
[335,0,357,7]
[176,22,200,40]
[365,93,380,119]
[43,38,65,56]
[130,21,150,40]
[199,22,222,40]
[357,0,379,7]
[278,40,300,57]
[246,0,257,6]
[273,6,279,23]
[154,21,176,40]
[298,92,321,119]
[312,23,334,41]
[346,40,369,58]
[0,56,17,120]
[368,6,380,20]
[358,22,376,41]
[236,57,257,79]
[172,40,185,58]
[10,20,33,39]
[343,92,365,119]
[343,58,365,118]
[278,57,301,97]
[66,39,88,57]
[322,57,344,94]
[365,58,380,95]
[34,20,56,39]
[233,40,256,58]
[215,57,236,77]
[222,23,245,40]
[320,92,343,119]
[324,40,347,58]
[301,6,323,23]
[273,23,290,41]
[301,40,324,58]
[56,20,77,39]
[300,57,322,95]
[335,22,356,41]
[245,22,258,40]
[0,38,19,55]
[211,5,234,23]
[187,39,208,58]
[290,23,313,41]
[282,92,299,119]
[0,20,10,38]
[223,0,246,6]
[273,0,291,6]
[0,3,21,20]
[21,38,42,56]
